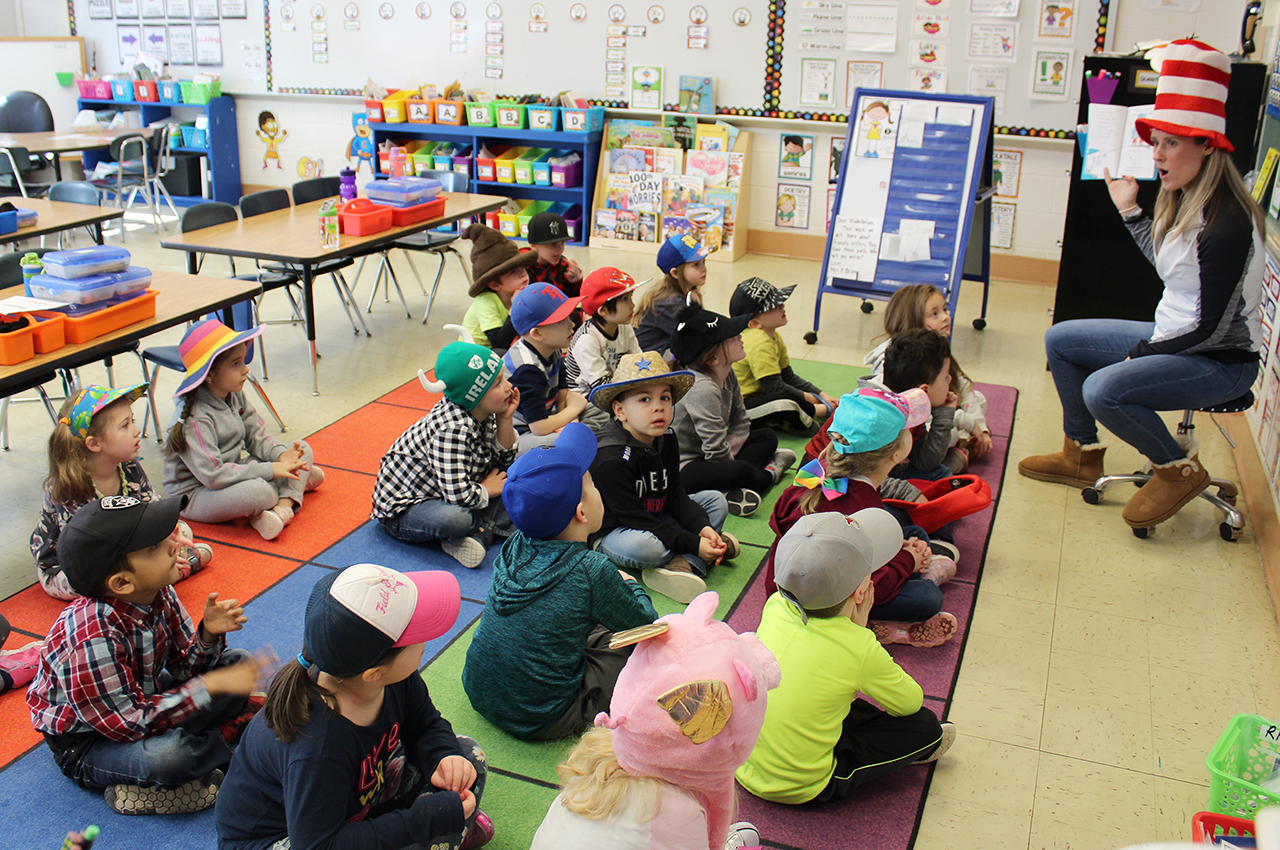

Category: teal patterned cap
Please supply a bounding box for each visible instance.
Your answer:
[60,384,149,440]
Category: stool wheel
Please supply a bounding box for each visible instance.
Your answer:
[1132,526,1150,539]
[1081,487,1100,505]
[804,331,818,345]
[1220,522,1242,542]
[861,301,875,314]
[973,317,987,330]
[1219,491,1237,507]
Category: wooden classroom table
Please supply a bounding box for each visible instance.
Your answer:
[0,197,124,247]
[0,270,260,398]
[159,192,507,394]
[0,127,154,181]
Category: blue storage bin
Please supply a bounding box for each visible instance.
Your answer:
[179,125,208,149]
[41,245,132,279]
[0,210,16,235]
[526,105,561,131]
[561,106,604,132]
[15,207,38,228]
[29,266,151,306]
[110,80,133,101]
[364,178,429,205]
[158,80,183,104]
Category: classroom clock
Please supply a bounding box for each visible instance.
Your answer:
[607,4,624,22]
[450,2,465,18]
[416,1,429,16]
[569,3,586,21]
[732,6,749,25]
[647,4,663,23]
[529,2,545,20]
[486,2,501,19]
[280,3,295,18]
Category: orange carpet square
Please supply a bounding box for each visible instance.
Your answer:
[377,373,442,411]
[304,402,427,476]
[0,696,41,766]
[0,586,70,644]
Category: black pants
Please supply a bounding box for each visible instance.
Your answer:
[681,428,778,494]
[809,699,944,805]
[534,626,635,740]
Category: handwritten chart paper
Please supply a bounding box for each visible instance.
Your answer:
[827,216,881,282]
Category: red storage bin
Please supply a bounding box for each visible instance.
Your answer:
[337,199,393,235]
[1192,811,1255,843]
[365,98,386,122]
[475,146,511,182]
[133,80,159,102]
[389,194,448,226]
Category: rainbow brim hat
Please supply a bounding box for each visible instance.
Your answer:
[61,383,149,440]
[173,317,264,398]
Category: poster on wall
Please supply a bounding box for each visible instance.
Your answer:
[143,25,169,60]
[992,201,1016,248]
[115,0,140,17]
[88,0,113,19]
[799,58,838,107]
[776,183,811,228]
[993,148,1022,197]
[117,25,142,64]
[140,0,166,17]
[195,23,223,64]
[969,22,1019,61]
[912,69,947,92]
[1036,0,1075,38]
[826,186,837,233]
[845,61,884,109]
[192,0,220,19]
[778,133,815,180]
[968,65,1008,119]
[166,0,192,16]
[1030,48,1072,99]
[169,25,196,64]
[829,136,845,182]
[220,0,249,18]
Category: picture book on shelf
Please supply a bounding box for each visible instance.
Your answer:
[616,210,638,240]
[637,211,658,243]
[608,124,675,150]
[595,208,618,238]
[609,148,648,174]
[695,124,730,151]
[655,147,683,175]
[662,174,704,218]
[727,151,746,190]
[705,188,738,250]
[605,173,632,209]
[663,114,696,150]
[628,171,665,212]
[687,203,725,251]
[685,149,730,186]
[662,216,697,241]
[624,146,657,170]
[677,75,716,115]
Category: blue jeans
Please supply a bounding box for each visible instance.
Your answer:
[1046,319,1258,464]
[380,498,511,545]
[596,490,728,576]
[65,648,252,789]
[869,575,942,622]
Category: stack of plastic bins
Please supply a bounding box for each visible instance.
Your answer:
[494,147,530,184]
[531,149,568,186]
[516,200,553,236]
[475,146,512,182]
[514,149,552,185]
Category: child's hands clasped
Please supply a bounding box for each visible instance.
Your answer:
[698,527,727,565]
[202,592,247,640]
[942,390,958,409]
[431,755,478,798]
[904,537,931,572]
[273,441,309,481]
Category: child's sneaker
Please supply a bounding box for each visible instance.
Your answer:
[0,640,44,691]
[928,538,959,563]
[105,769,224,815]
[306,465,326,491]
[920,555,957,586]
[912,721,957,764]
[725,488,762,517]
[192,542,214,570]
[725,821,761,849]
[871,612,958,648]
[460,810,494,849]
[765,448,798,484]
[442,536,488,569]
[249,509,285,541]
[721,532,741,562]
[944,446,969,475]
[274,504,295,525]
[642,556,706,604]
[217,692,266,744]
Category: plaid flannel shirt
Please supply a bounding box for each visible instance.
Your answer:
[28,586,224,743]
[371,398,517,519]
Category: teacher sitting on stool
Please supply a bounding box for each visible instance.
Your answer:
[1019,40,1264,530]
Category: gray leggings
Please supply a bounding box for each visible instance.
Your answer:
[182,441,315,523]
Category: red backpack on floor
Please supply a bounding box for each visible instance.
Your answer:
[882,474,992,533]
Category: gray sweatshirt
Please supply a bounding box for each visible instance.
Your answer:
[672,369,751,467]
[163,386,288,497]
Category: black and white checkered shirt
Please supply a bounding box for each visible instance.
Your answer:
[371,398,517,519]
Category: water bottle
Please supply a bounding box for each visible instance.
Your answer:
[20,252,42,297]
[319,199,339,249]
[339,168,357,202]
[388,146,407,178]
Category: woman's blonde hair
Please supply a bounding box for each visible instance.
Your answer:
[880,284,968,393]
[1153,143,1265,249]
[634,270,699,324]
[555,727,663,822]
[799,431,904,514]
[44,391,129,505]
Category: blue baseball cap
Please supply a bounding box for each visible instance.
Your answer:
[656,234,711,275]
[828,388,931,454]
[504,422,598,539]
[510,281,583,336]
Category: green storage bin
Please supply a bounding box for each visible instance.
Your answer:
[466,102,496,127]
[513,149,552,185]
[516,200,552,236]
[494,102,528,129]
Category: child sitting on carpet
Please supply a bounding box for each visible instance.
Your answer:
[462,424,659,741]
[215,564,493,850]
[633,235,711,352]
[565,267,644,433]
[28,495,265,815]
[865,285,991,472]
[670,305,796,517]
[881,329,961,481]
[504,282,589,453]
[461,224,537,354]
[162,318,324,541]
[763,389,958,648]
[372,330,518,569]
[737,511,955,806]
[523,211,584,303]
[729,277,839,431]
[589,352,737,604]
[33,383,211,600]
[531,591,777,850]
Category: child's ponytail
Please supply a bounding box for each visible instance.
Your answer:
[262,650,337,744]
[164,392,198,457]
[45,392,98,505]
[556,727,661,822]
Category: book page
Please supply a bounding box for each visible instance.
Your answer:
[1082,103,1126,180]
[1116,105,1157,180]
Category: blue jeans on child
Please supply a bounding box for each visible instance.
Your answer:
[380,498,512,545]
[595,490,728,577]
[62,648,252,790]
[1046,319,1258,464]
[869,576,943,622]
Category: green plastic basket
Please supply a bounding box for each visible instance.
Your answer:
[1206,714,1280,818]
[179,80,221,105]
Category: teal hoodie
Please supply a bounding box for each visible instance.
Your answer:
[461,531,657,739]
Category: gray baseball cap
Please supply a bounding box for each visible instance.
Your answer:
[774,509,904,622]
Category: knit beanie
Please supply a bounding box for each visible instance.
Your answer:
[465,223,537,297]
[421,341,503,411]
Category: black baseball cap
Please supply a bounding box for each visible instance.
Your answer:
[668,305,751,367]
[57,495,187,596]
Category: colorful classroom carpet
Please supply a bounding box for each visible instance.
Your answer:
[0,361,1015,850]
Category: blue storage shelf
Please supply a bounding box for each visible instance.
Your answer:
[77,94,241,206]
[369,120,600,246]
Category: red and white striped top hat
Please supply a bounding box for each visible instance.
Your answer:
[1134,39,1233,152]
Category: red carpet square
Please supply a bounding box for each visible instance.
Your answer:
[378,373,443,411]
[304,401,428,476]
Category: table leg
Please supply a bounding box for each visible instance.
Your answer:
[304,265,319,396]
[93,222,103,245]
[186,250,197,275]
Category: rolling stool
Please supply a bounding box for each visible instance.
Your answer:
[1081,391,1252,541]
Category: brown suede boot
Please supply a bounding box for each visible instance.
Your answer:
[1017,436,1106,488]
[1122,455,1210,528]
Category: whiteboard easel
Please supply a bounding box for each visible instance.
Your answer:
[810,89,994,342]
